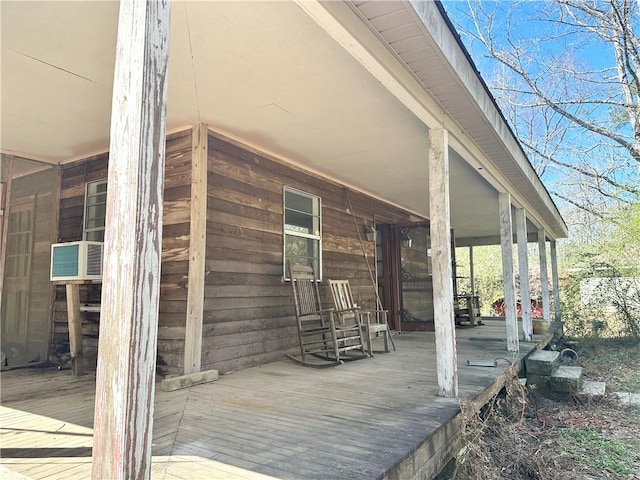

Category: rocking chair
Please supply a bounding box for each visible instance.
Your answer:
[287,264,367,368]
[329,279,396,356]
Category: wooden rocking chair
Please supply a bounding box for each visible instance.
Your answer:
[329,279,396,356]
[287,264,367,368]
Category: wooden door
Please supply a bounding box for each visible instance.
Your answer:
[375,224,399,329]
[2,197,36,358]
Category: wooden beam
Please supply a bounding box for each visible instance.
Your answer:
[499,193,519,352]
[91,1,171,479]
[515,208,532,341]
[469,246,476,298]
[184,124,208,375]
[538,229,551,322]
[0,157,13,316]
[550,240,561,322]
[65,284,85,376]
[428,127,458,398]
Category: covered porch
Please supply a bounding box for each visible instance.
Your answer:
[0,320,561,480]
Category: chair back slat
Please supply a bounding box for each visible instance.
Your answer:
[289,264,322,316]
[329,280,356,310]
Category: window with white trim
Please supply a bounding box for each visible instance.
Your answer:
[283,186,321,279]
[83,180,107,242]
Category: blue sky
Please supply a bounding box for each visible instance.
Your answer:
[440,1,639,210]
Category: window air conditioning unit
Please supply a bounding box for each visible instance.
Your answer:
[50,241,104,281]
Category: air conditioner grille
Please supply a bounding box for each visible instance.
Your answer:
[86,244,103,276]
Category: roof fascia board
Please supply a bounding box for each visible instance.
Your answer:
[456,232,541,247]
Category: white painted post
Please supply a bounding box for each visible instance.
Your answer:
[538,229,551,322]
[428,127,458,398]
[499,193,519,352]
[550,240,561,322]
[469,246,476,298]
[515,209,532,341]
[92,1,171,479]
[184,123,208,375]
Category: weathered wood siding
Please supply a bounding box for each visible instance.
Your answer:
[53,131,192,375]
[203,134,414,373]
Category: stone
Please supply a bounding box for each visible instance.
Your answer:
[549,366,583,393]
[614,392,640,405]
[525,350,560,376]
[579,380,606,397]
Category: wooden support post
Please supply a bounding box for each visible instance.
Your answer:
[469,246,476,299]
[550,240,561,322]
[538,229,551,322]
[91,1,171,479]
[499,193,519,352]
[515,209,532,341]
[184,123,208,375]
[65,283,85,376]
[0,157,14,316]
[428,127,458,398]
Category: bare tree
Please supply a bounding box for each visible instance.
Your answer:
[447,0,640,219]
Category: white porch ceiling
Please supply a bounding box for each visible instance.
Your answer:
[0,1,563,241]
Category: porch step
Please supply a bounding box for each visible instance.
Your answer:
[525,350,560,376]
[549,366,583,393]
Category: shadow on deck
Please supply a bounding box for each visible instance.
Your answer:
[0,319,562,480]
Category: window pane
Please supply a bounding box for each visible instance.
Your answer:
[84,180,107,241]
[285,235,319,271]
[86,230,105,242]
[285,190,313,214]
[87,181,107,196]
[285,210,315,234]
[87,192,107,206]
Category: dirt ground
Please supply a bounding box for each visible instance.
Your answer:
[438,337,640,480]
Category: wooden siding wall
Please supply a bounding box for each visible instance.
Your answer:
[203,134,414,374]
[53,131,192,375]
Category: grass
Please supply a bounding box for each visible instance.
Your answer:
[439,335,640,480]
[558,427,635,476]
[575,336,640,392]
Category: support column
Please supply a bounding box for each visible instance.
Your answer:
[550,240,561,322]
[92,1,171,479]
[65,283,85,376]
[538,229,551,322]
[428,127,458,398]
[469,246,476,298]
[515,209,532,341]
[499,193,519,352]
[184,123,208,375]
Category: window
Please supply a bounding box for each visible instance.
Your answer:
[83,180,107,242]
[283,186,321,279]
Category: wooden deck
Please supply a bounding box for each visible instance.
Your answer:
[0,319,561,480]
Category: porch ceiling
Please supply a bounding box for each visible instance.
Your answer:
[0,1,560,241]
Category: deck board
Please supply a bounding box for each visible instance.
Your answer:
[0,320,560,479]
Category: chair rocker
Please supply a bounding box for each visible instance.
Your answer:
[287,264,367,368]
[329,279,396,356]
